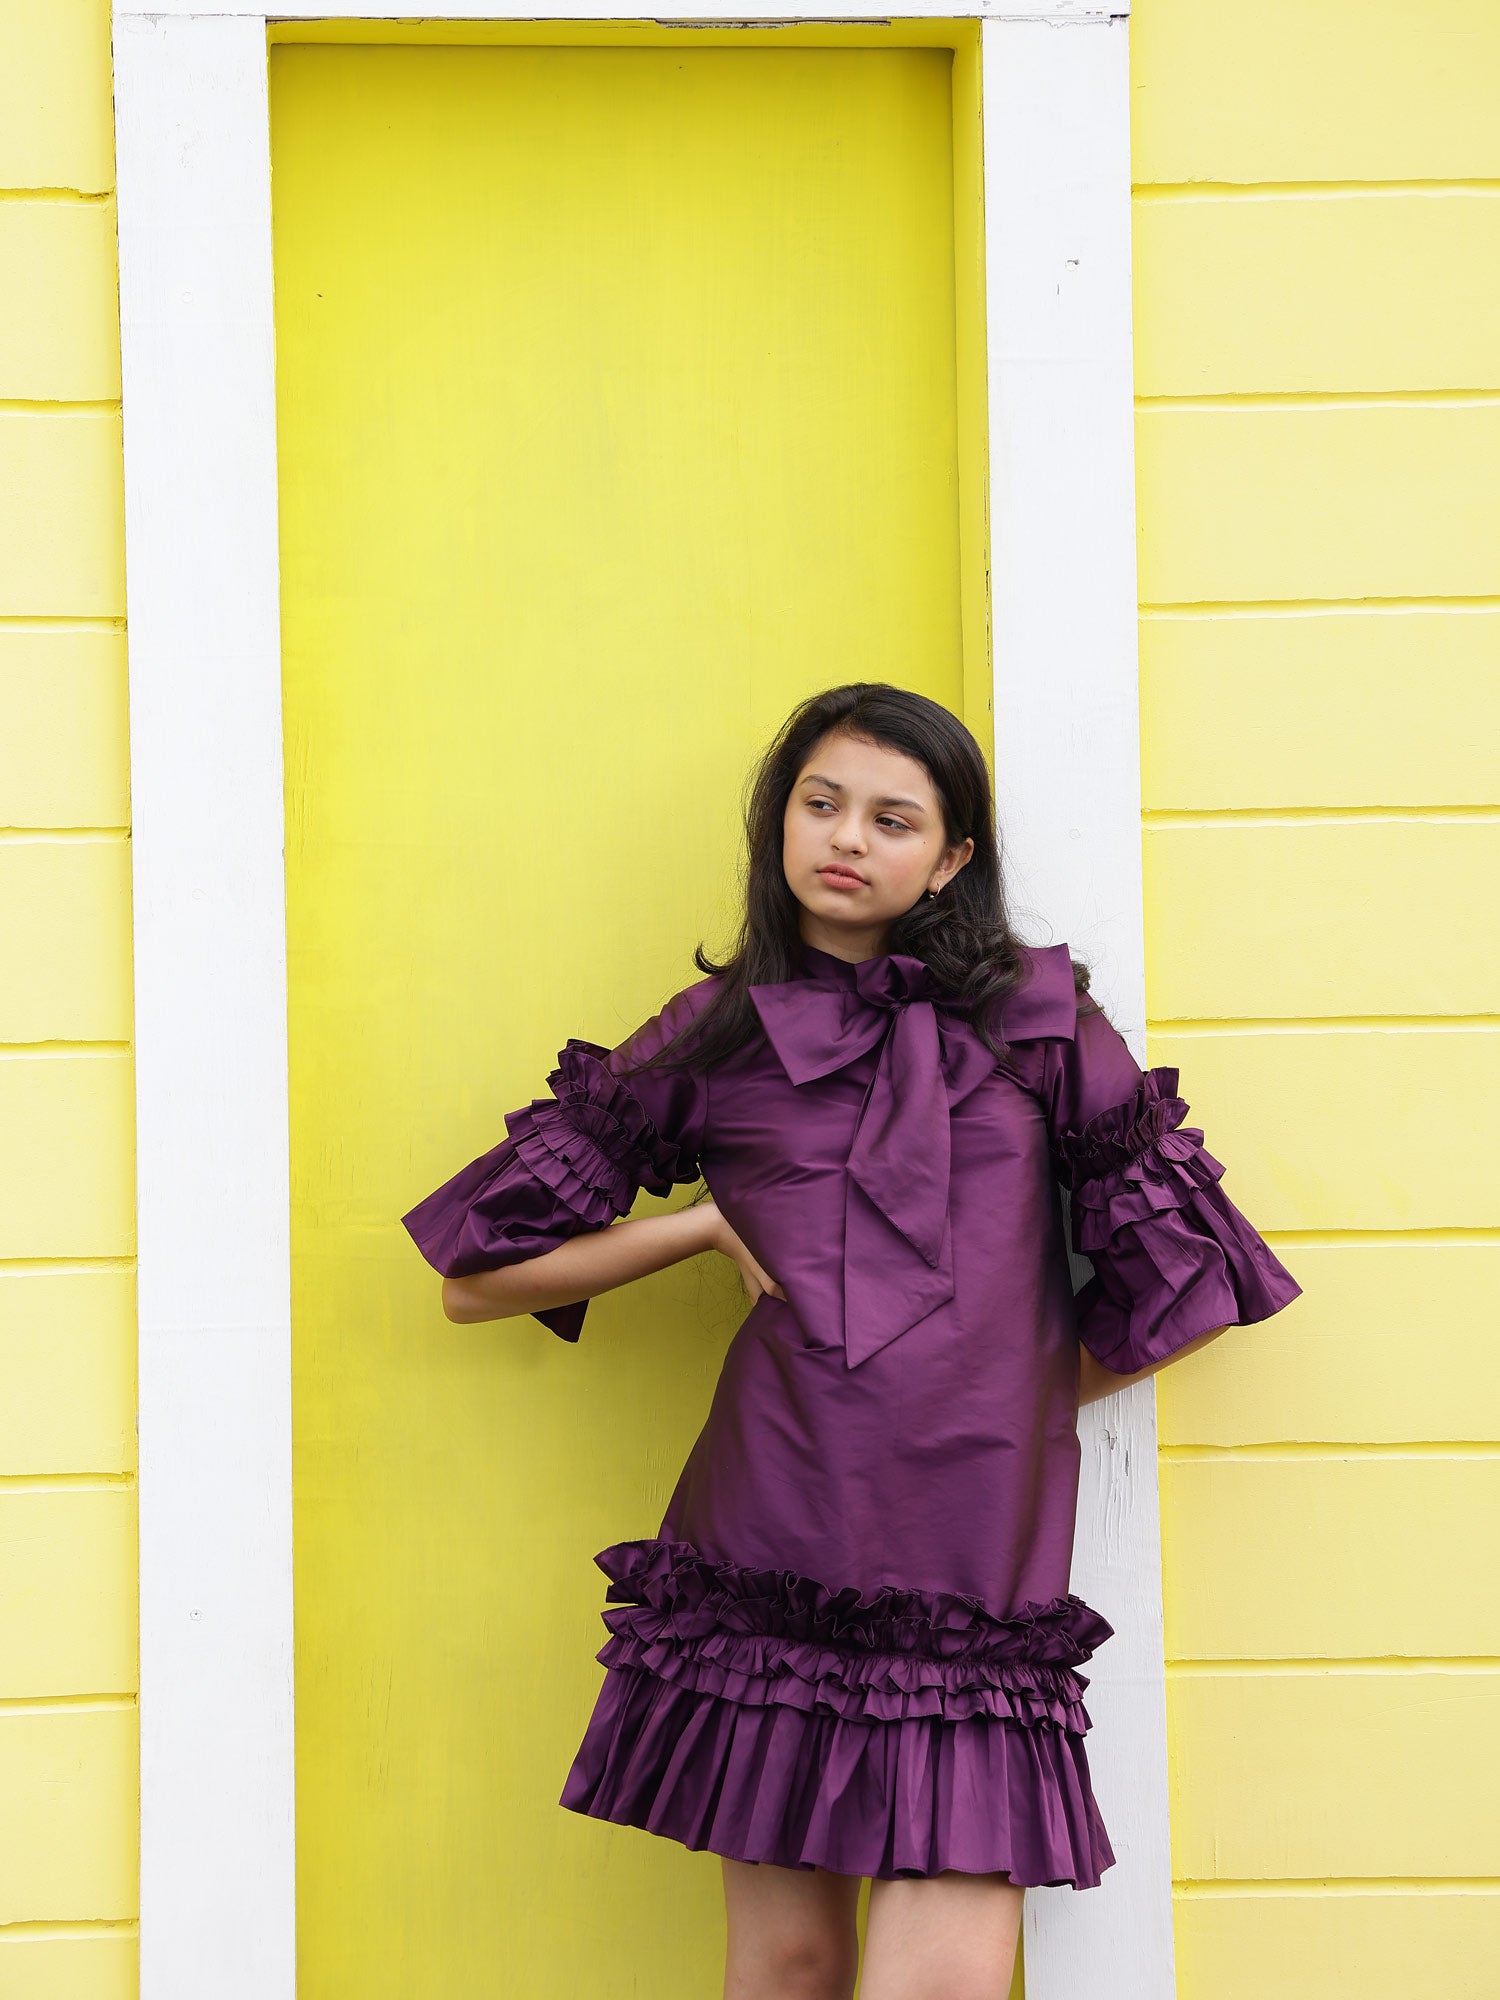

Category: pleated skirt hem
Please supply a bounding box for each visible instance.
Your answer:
[558,1660,1117,1890]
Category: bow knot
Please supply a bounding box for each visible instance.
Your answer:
[853,953,938,1011]
[748,942,1079,1368]
[749,948,990,1368]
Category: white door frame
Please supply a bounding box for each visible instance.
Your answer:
[111,5,1166,1996]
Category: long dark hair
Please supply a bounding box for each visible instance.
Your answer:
[627,682,1091,1076]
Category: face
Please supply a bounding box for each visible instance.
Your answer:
[782,730,974,961]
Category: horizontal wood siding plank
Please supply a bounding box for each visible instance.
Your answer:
[1139,608,1500,811]
[1167,1670,1500,1879]
[1172,1890,1500,2000]
[1131,0,1500,185]
[1144,821,1500,1019]
[0,1708,136,1923]
[1144,1028,1499,1232]
[1137,404,1500,606]
[1162,1458,1500,1659]
[0,1,114,194]
[1136,0,1500,1936]
[0,1056,134,1260]
[0,415,124,618]
[0,1272,136,1476]
[0,201,120,398]
[0,632,130,830]
[1135,192,1500,397]
[0,1489,137,1698]
[0,838,132,1042]
[1156,1243,1500,1446]
[0,1936,136,2000]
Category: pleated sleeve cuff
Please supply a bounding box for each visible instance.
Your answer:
[1053,1067,1303,1375]
[401,1037,702,1342]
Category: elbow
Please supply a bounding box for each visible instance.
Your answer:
[441,1272,531,1325]
[442,1275,490,1324]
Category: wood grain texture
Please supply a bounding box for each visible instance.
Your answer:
[273,41,974,1999]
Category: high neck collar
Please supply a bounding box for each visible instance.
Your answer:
[797,939,899,983]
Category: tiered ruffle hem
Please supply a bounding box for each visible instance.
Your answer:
[559,1537,1119,1887]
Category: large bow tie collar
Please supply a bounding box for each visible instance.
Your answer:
[748,944,1075,1368]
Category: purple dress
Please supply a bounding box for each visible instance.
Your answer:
[402,940,1301,1886]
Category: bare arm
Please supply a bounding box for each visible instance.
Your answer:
[440,1197,784,1325]
[1077,1323,1230,1406]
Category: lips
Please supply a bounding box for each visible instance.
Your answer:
[817,867,868,888]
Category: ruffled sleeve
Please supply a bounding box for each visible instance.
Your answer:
[401,980,715,1341]
[1040,997,1302,1375]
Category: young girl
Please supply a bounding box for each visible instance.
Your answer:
[403,682,1301,1999]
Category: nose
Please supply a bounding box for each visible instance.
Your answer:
[832,814,868,856]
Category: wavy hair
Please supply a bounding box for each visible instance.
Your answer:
[626,681,1091,1076]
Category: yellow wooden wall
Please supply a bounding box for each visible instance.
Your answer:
[1134,1,1500,1991]
[269,38,976,1997]
[1,1,1496,1995]
[0,1,138,1996]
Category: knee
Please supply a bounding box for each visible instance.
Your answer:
[933,1979,1013,2000]
[733,1926,858,2000]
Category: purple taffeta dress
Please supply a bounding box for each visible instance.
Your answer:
[402,940,1302,1887]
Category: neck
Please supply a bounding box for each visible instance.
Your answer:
[797,917,893,965]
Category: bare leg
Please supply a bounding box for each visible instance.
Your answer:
[721,1857,862,2000]
[859,1872,1023,2000]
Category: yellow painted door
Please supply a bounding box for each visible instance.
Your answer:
[270,39,984,1994]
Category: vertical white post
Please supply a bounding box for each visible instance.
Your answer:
[113,12,296,1998]
[981,8,1177,1997]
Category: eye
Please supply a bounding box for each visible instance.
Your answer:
[877,816,912,833]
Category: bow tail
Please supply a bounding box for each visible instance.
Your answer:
[841,1184,956,1369]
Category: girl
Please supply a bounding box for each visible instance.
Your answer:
[403,683,1301,2000]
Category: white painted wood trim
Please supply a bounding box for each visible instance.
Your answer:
[119,0,1125,18]
[113,13,296,1999]
[113,7,1166,1999]
[981,13,1175,1996]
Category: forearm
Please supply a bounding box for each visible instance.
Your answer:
[1077,1322,1230,1405]
[441,1202,719,1324]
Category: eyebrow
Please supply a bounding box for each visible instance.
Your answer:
[799,773,928,813]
